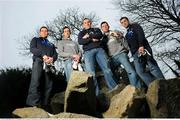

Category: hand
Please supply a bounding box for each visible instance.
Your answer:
[82,33,90,39]
[111,31,119,37]
[43,55,48,61]
[48,57,54,63]
[117,32,123,38]
[72,54,80,62]
[44,56,53,64]
[138,46,145,54]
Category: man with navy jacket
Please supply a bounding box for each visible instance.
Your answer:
[26,26,57,109]
[120,17,164,86]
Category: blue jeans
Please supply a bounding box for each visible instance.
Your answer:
[133,51,164,86]
[63,59,73,81]
[26,58,53,106]
[110,52,141,88]
[84,48,117,96]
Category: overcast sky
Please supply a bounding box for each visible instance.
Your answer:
[0,0,125,69]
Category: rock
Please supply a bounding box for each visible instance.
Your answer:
[146,78,180,118]
[106,83,127,99]
[12,107,49,118]
[51,112,93,118]
[103,85,146,118]
[50,91,65,114]
[96,83,126,113]
[64,71,97,116]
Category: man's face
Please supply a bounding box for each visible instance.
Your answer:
[83,19,91,29]
[101,23,110,33]
[40,28,48,38]
[63,28,71,38]
[120,18,129,28]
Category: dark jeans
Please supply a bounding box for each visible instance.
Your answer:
[26,58,53,106]
[133,51,164,86]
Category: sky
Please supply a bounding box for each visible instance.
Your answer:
[0,0,122,69]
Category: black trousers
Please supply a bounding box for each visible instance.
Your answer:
[26,58,53,106]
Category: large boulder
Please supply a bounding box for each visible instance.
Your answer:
[52,112,93,118]
[50,91,65,114]
[12,107,94,118]
[103,85,146,118]
[64,71,97,116]
[96,83,127,113]
[106,83,127,99]
[12,107,49,118]
[146,78,180,118]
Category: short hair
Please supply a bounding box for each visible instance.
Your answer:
[82,18,91,23]
[120,17,129,22]
[63,26,71,33]
[100,21,109,27]
[39,26,48,32]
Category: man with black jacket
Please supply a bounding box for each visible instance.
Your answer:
[78,18,117,96]
[120,17,164,86]
[26,26,57,109]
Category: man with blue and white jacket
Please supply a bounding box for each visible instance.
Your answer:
[26,26,57,109]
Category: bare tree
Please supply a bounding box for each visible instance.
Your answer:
[19,7,99,57]
[114,0,180,77]
[46,7,99,42]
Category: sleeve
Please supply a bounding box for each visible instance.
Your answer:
[89,28,103,39]
[30,37,45,58]
[134,24,146,47]
[78,31,93,45]
[52,45,58,62]
[75,42,82,57]
[57,41,72,58]
[122,38,130,51]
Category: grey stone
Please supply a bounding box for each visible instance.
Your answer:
[64,71,97,116]
[103,85,145,118]
[146,78,180,118]
[12,107,49,118]
[50,91,65,114]
[51,112,94,118]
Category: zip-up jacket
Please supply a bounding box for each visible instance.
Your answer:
[125,23,152,55]
[78,28,103,51]
[30,37,57,62]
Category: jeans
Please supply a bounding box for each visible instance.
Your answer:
[63,59,73,81]
[84,48,117,96]
[110,52,141,88]
[26,58,53,106]
[133,51,164,86]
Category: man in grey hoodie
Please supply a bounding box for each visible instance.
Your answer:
[101,21,141,88]
[57,26,81,81]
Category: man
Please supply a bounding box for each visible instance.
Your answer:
[78,18,117,96]
[120,17,164,86]
[57,26,82,81]
[101,21,141,88]
[26,26,58,109]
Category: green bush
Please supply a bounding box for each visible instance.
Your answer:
[0,67,31,117]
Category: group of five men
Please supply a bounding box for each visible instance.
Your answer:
[26,17,165,110]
